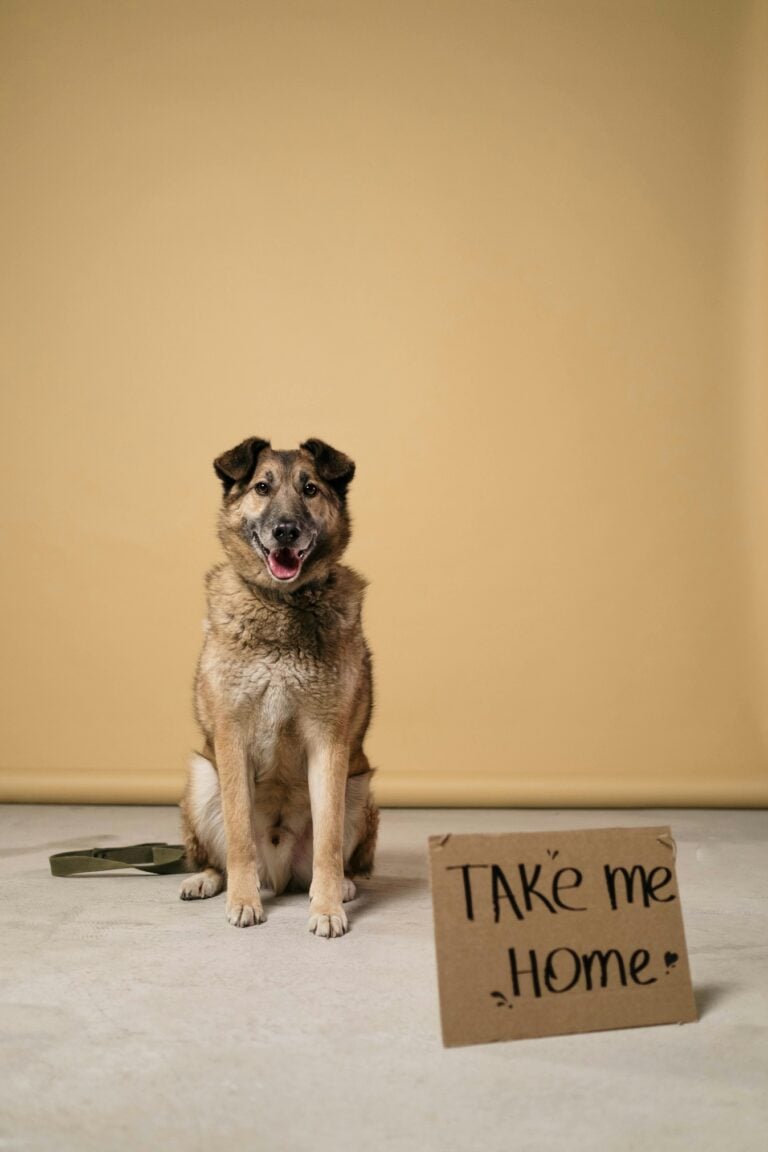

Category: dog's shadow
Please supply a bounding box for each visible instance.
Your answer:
[269,849,430,921]
[350,872,428,920]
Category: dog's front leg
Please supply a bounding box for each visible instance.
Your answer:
[215,717,265,927]
[306,734,349,938]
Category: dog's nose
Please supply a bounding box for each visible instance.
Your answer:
[272,520,300,544]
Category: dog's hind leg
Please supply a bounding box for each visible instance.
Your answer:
[345,769,379,880]
[178,752,228,901]
[341,877,358,902]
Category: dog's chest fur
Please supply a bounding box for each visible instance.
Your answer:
[196,562,366,779]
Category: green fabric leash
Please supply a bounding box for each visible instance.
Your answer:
[49,842,190,877]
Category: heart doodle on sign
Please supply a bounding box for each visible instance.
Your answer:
[664,951,679,971]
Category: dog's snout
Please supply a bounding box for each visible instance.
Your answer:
[272,520,300,544]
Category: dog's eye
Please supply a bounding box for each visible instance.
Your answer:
[254,481,270,496]
[303,482,318,498]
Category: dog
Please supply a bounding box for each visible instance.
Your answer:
[179,436,379,937]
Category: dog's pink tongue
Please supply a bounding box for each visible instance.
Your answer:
[268,548,301,580]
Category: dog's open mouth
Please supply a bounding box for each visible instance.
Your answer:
[266,546,306,581]
[253,534,313,582]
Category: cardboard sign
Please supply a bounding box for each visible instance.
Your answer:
[429,826,697,1047]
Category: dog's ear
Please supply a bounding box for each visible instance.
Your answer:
[213,437,271,494]
[300,438,356,499]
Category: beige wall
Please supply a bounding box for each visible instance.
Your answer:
[1,0,767,806]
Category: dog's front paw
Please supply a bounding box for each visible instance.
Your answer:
[227,896,265,927]
[308,903,349,938]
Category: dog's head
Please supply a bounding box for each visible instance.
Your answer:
[212,437,355,590]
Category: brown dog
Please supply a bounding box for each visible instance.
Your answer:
[179,437,378,937]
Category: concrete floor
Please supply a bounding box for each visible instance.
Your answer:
[1,805,767,1151]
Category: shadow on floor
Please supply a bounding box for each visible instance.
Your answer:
[695,983,731,1018]
[265,849,430,922]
